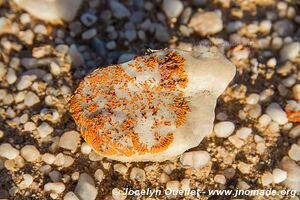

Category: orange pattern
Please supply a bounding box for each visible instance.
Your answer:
[70,50,190,157]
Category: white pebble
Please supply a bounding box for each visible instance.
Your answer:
[20,145,40,162]
[228,135,244,148]
[24,91,40,107]
[289,125,300,138]
[261,173,273,186]
[256,143,266,154]
[37,122,54,138]
[6,68,17,85]
[258,114,272,126]
[236,127,252,140]
[288,144,300,161]
[130,167,146,181]
[272,168,287,184]
[166,181,180,194]
[64,191,79,200]
[280,156,300,191]
[0,143,19,160]
[214,121,235,138]
[280,42,300,61]
[214,174,226,184]
[94,169,105,183]
[24,121,36,131]
[238,162,251,174]
[42,153,55,165]
[23,174,33,187]
[180,150,210,169]
[80,142,92,154]
[112,188,127,200]
[44,182,65,194]
[246,93,260,104]
[113,164,128,175]
[162,0,183,18]
[59,130,81,152]
[266,103,288,125]
[75,173,98,200]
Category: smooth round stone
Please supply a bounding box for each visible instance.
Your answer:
[124,30,137,42]
[266,103,288,125]
[272,168,287,184]
[214,121,235,138]
[280,42,300,62]
[166,181,180,197]
[289,125,300,138]
[162,0,184,18]
[274,19,294,37]
[130,167,145,181]
[82,28,97,40]
[80,13,97,26]
[246,93,260,104]
[24,121,36,131]
[23,174,33,187]
[280,156,300,191]
[24,91,40,107]
[112,188,127,200]
[236,127,252,140]
[64,192,80,200]
[155,24,170,42]
[94,169,104,183]
[6,69,17,84]
[292,84,300,101]
[189,11,223,36]
[58,130,80,152]
[75,173,98,200]
[20,13,31,24]
[80,142,92,154]
[37,122,54,138]
[262,173,273,186]
[228,135,244,148]
[0,62,7,80]
[259,20,272,33]
[288,144,300,161]
[0,143,19,160]
[118,53,135,64]
[258,114,272,126]
[49,170,62,182]
[238,162,251,174]
[42,153,55,165]
[180,150,210,169]
[44,182,65,194]
[113,164,128,175]
[106,41,117,50]
[214,174,226,184]
[109,1,130,19]
[20,145,40,162]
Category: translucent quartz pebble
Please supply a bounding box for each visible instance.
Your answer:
[70,47,236,162]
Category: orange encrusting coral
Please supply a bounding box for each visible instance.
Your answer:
[70,50,190,157]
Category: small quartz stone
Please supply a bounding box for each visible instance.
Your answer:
[80,13,97,26]
[262,173,273,186]
[75,173,98,200]
[189,11,223,36]
[228,135,244,148]
[109,1,130,19]
[180,151,211,169]
[162,0,184,18]
[59,130,80,152]
[42,153,55,165]
[266,103,288,125]
[288,144,300,161]
[236,127,252,140]
[0,143,19,160]
[214,121,235,138]
[272,168,287,184]
[37,122,54,138]
[23,174,33,187]
[112,188,127,200]
[64,192,80,200]
[20,145,40,162]
[214,174,226,184]
[259,114,272,126]
[113,164,128,175]
[44,182,65,194]
[238,162,251,174]
[289,125,300,138]
[246,93,260,104]
[130,167,146,181]
[292,84,300,101]
[280,42,300,61]
[166,181,180,197]
[13,0,83,22]
[94,169,104,183]
[80,142,92,154]
[24,91,40,107]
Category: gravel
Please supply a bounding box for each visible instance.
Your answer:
[288,144,300,161]
[37,122,54,138]
[162,0,184,18]
[280,42,300,62]
[24,91,40,107]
